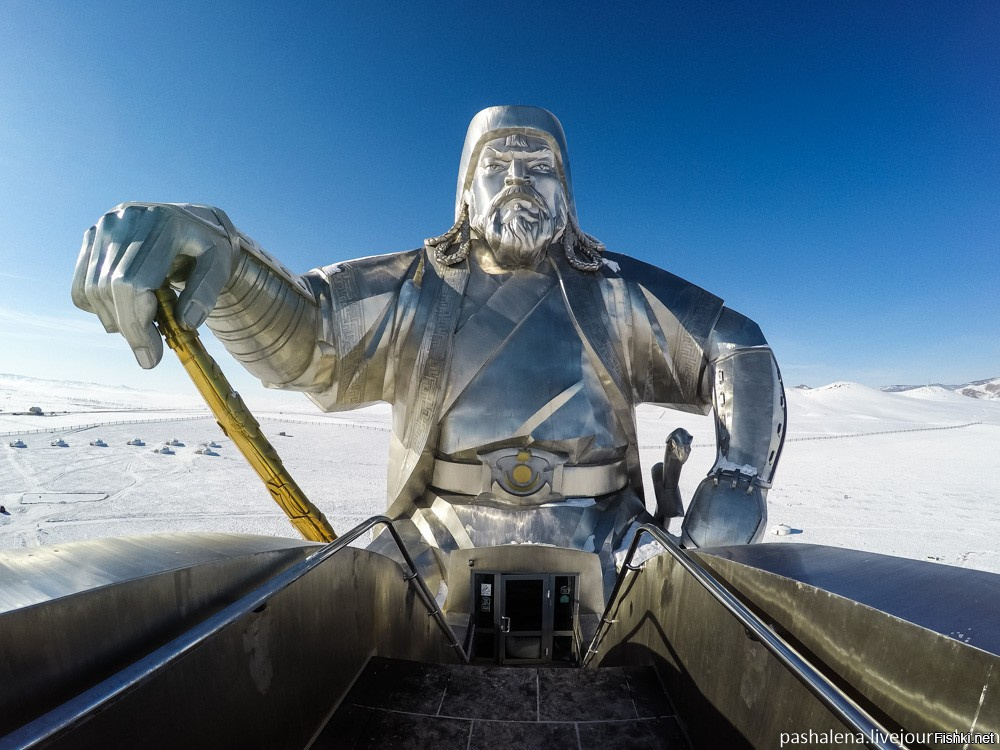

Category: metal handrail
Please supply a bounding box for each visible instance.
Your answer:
[1,515,468,750]
[583,523,906,750]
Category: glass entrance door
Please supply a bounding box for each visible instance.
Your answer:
[498,575,547,664]
[470,572,579,664]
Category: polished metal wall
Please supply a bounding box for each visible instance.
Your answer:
[0,534,314,613]
[1,537,460,749]
[0,534,317,737]
[590,543,1000,748]
[698,545,1000,746]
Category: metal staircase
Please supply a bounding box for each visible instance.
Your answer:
[6,517,980,748]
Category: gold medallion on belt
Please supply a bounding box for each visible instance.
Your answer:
[484,447,557,497]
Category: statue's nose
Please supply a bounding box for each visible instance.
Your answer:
[505,159,529,185]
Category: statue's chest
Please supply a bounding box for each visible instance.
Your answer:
[445,270,582,405]
[462,287,579,379]
[435,270,624,459]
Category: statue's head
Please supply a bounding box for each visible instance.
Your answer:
[464,132,569,268]
[428,106,603,272]
[458,107,572,268]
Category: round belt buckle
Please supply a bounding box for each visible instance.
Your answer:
[480,447,558,497]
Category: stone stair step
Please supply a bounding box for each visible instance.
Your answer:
[312,657,688,750]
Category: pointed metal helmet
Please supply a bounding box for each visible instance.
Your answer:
[455,105,577,224]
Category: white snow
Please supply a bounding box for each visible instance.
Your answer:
[3,373,1000,575]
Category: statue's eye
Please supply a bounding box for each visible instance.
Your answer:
[482,161,506,173]
[531,163,554,174]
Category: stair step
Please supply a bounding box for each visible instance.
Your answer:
[312,657,688,749]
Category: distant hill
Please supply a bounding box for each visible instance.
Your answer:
[879,377,1000,400]
[0,371,200,412]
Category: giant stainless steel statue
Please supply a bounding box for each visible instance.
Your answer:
[72,106,785,581]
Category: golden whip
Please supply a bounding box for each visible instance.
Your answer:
[154,286,336,542]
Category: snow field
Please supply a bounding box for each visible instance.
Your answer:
[2,377,999,574]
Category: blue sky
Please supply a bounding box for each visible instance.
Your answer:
[1,0,997,397]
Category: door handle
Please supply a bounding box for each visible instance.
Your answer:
[500,616,511,633]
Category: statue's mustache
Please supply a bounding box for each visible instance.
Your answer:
[488,185,547,220]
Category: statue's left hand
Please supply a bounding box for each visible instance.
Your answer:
[680,474,767,548]
[71,203,238,369]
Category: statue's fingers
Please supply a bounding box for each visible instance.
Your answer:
[92,206,162,334]
[175,242,228,329]
[111,282,163,369]
[117,212,176,294]
[101,205,160,283]
[108,212,185,368]
[70,226,97,313]
[86,215,122,333]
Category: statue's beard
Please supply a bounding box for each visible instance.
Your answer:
[473,186,566,268]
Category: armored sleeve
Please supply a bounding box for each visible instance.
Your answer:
[205,233,322,389]
[206,237,422,410]
[702,307,786,488]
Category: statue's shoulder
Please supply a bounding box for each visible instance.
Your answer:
[307,248,420,286]
[319,247,423,277]
[599,251,724,312]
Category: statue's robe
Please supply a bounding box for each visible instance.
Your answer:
[293,245,724,575]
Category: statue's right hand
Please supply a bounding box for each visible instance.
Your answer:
[71,203,239,369]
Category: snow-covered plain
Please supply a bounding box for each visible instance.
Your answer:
[2,373,999,574]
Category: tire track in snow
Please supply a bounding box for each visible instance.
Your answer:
[3,444,41,493]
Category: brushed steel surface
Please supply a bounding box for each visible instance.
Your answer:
[0,533,312,613]
[11,545,459,749]
[702,543,1000,653]
[697,543,1000,746]
[591,547,859,747]
[1,519,464,750]
[589,525,902,749]
[0,534,317,742]
[591,535,1000,748]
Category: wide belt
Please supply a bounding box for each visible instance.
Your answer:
[431,447,627,499]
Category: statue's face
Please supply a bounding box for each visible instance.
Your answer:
[466,134,568,268]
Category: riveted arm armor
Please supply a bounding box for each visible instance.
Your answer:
[681,307,786,547]
[204,230,324,390]
[703,307,785,486]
